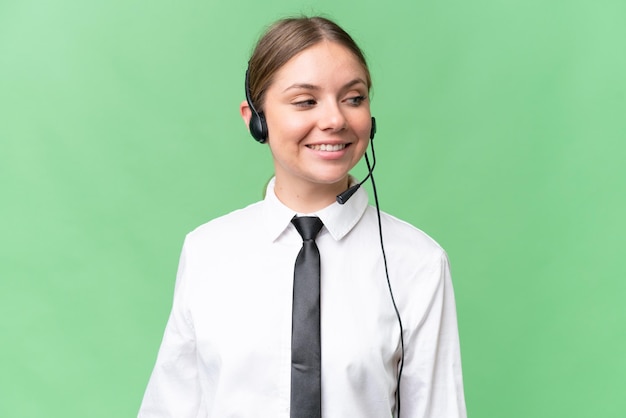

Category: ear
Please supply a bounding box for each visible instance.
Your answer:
[240,100,252,127]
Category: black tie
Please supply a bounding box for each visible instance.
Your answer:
[290,216,324,418]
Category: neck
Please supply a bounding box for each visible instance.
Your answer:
[273,176,350,213]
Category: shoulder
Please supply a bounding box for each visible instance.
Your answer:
[184,200,265,248]
[356,207,451,284]
[368,210,454,318]
[367,207,446,259]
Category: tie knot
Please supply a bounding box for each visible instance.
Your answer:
[291,216,324,241]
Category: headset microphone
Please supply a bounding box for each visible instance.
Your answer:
[336,116,377,205]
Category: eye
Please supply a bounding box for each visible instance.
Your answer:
[346,95,367,106]
[293,98,317,108]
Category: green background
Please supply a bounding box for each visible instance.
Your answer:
[1,0,624,416]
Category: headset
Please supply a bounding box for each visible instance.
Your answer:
[245,67,405,417]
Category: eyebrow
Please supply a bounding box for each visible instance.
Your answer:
[282,78,367,93]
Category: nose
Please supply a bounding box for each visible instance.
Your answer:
[318,102,347,133]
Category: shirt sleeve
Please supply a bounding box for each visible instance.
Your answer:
[138,240,202,418]
[399,251,467,418]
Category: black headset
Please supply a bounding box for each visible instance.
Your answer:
[245,68,377,143]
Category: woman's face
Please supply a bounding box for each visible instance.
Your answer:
[261,41,372,194]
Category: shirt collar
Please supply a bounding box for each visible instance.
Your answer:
[263,177,369,242]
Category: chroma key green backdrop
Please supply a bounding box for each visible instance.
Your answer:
[1,0,625,417]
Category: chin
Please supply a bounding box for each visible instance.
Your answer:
[308,173,350,186]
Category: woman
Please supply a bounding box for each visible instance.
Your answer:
[139,16,466,418]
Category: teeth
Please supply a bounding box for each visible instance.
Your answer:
[309,144,347,151]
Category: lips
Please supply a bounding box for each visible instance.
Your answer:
[307,143,348,151]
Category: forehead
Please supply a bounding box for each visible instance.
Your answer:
[271,41,368,89]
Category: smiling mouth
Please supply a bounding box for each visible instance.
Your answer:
[307,143,348,152]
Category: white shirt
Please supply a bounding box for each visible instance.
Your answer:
[139,178,466,418]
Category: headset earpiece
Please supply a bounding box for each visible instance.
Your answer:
[245,68,268,143]
[249,111,268,143]
[370,116,377,140]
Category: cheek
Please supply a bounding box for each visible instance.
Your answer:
[354,114,373,140]
[268,113,312,141]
